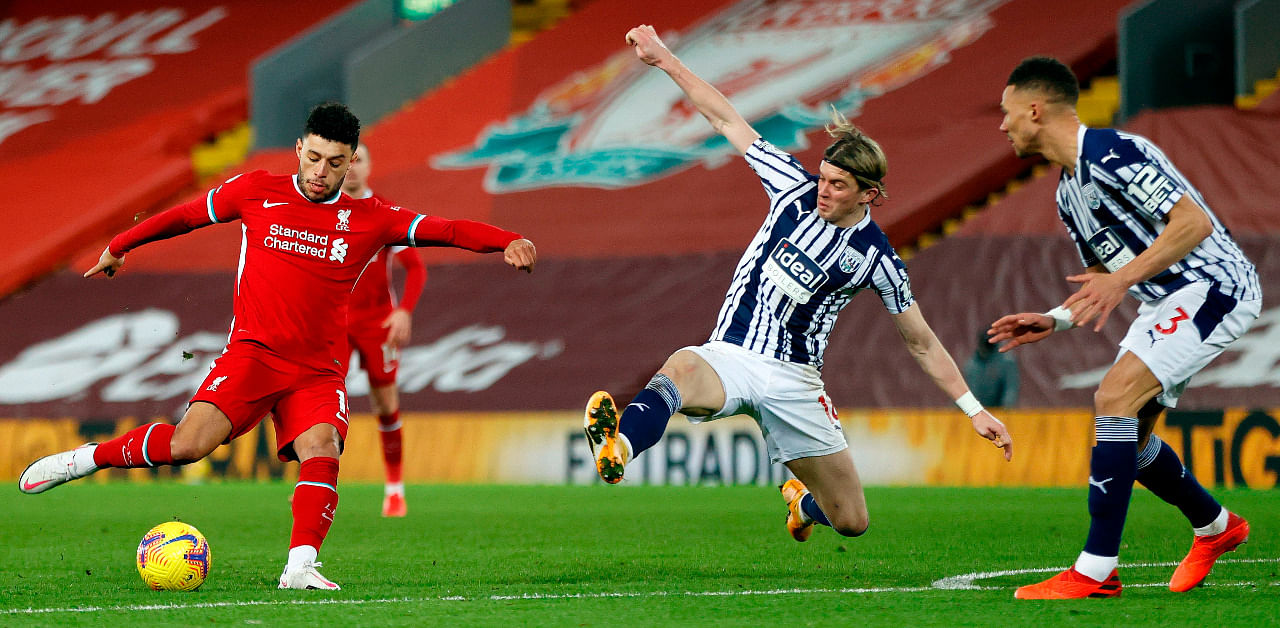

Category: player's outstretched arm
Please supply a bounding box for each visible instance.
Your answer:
[626,24,759,155]
[892,304,1013,461]
[84,198,221,279]
[1063,197,1213,331]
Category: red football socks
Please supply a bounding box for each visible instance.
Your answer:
[289,456,340,551]
[377,411,403,485]
[93,422,175,468]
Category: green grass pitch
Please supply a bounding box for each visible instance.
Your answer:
[1,482,1276,626]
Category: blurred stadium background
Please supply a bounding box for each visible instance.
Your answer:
[2,0,1279,496]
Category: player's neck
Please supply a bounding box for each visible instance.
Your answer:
[1042,118,1082,175]
[343,186,371,199]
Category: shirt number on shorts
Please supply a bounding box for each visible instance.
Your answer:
[818,394,841,429]
[1154,307,1190,335]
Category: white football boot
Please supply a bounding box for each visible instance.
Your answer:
[19,443,100,494]
[278,561,341,590]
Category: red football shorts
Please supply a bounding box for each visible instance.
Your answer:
[344,327,400,388]
[190,341,350,461]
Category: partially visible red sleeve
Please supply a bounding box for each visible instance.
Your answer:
[393,248,427,313]
[403,215,521,253]
[109,197,215,257]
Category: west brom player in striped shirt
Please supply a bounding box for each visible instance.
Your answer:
[584,25,1013,543]
[992,57,1260,599]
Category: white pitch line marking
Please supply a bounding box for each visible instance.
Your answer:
[931,557,1280,590]
[3,558,1276,615]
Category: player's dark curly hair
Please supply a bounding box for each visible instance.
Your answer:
[303,102,361,149]
[823,107,888,204]
[1007,56,1079,106]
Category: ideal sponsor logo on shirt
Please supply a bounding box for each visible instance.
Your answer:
[762,239,827,304]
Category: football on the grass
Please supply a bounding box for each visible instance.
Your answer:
[136,521,211,591]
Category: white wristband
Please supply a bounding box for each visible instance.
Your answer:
[1044,306,1074,332]
[955,392,984,418]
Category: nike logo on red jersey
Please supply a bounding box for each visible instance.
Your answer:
[263,200,288,208]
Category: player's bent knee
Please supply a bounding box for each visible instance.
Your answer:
[830,513,870,538]
[169,437,217,464]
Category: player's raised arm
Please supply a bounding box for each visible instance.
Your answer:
[891,303,1013,461]
[626,24,760,155]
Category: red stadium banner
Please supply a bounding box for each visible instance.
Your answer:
[1,1,349,158]
[1,235,1278,419]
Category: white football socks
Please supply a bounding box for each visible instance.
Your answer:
[287,545,318,569]
[1193,507,1229,537]
[72,444,99,474]
[1074,551,1118,582]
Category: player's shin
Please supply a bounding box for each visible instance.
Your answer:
[377,411,403,485]
[1136,434,1222,529]
[289,456,340,559]
[1077,416,1138,581]
[93,422,177,468]
[618,373,683,458]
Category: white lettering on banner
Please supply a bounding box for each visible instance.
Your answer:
[348,325,564,396]
[1059,305,1280,391]
[0,8,227,147]
[0,313,563,406]
[0,58,154,106]
[0,108,51,143]
[0,309,179,403]
[0,9,226,62]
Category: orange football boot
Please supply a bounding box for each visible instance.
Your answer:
[382,491,407,518]
[1014,567,1121,599]
[584,391,628,483]
[1169,512,1249,592]
[780,478,814,542]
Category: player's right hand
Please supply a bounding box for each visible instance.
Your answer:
[986,312,1055,352]
[504,238,536,273]
[626,25,673,67]
[84,247,124,278]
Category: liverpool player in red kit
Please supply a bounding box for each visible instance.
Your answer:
[18,103,537,590]
[340,143,425,517]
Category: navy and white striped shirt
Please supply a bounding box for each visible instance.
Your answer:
[710,139,914,369]
[1057,125,1259,302]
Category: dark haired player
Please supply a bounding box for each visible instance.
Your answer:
[20,102,537,590]
[993,57,1258,599]
[584,25,1012,544]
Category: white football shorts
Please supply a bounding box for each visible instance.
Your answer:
[679,341,847,464]
[1118,281,1261,407]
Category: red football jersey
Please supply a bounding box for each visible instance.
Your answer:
[110,170,519,372]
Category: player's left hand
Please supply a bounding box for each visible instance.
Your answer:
[970,410,1013,461]
[84,247,124,278]
[1062,271,1128,332]
[504,238,536,273]
[381,308,413,349]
